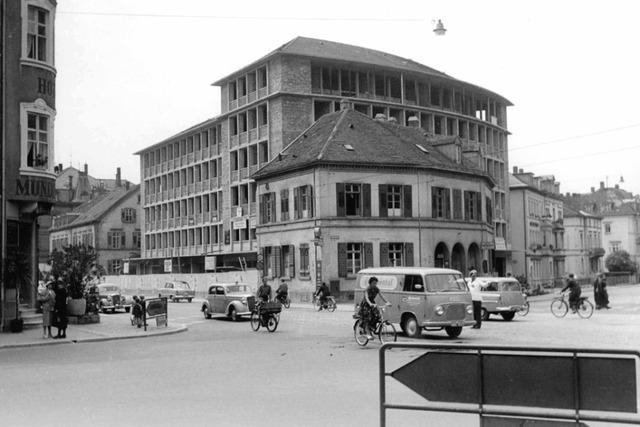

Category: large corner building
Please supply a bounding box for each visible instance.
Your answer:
[135,37,512,286]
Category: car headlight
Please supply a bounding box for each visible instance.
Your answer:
[241,297,247,304]
[435,305,445,316]
[466,305,474,315]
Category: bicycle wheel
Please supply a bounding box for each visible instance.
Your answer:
[327,299,336,312]
[378,321,397,344]
[550,299,568,318]
[353,319,369,346]
[250,312,260,331]
[576,299,594,319]
[284,298,290,309]
[517,301,530,316]
[266,314,279,332]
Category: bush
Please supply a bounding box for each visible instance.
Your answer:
[605,250,638,273]
[49,245,100,299]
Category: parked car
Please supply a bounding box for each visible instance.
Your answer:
[469,277,527,321]
[97,283,131,313]
[157,281,195,302]
[201,283,254,321]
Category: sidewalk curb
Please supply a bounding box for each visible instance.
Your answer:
[0,324,188,350]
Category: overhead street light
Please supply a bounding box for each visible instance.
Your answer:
[433,19,447,36]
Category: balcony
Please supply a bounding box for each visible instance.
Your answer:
[589,247,605,258]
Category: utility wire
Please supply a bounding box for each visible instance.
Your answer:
[57,10,424,22]
[519,144,640,167]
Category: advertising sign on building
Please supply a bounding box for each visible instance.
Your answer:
[164,259,172,273]
[205,256,217,271]
[123,262,129,274]
[232,218,247,229]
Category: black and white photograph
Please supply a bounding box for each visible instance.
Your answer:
[1,1,639,426]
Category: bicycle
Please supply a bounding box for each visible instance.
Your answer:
[550,293,594,319]
[353,304,397,346]
[250,301,282,332]
[517,294,530,316]
[312,294,336,312]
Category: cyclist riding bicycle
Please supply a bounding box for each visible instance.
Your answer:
[315,281,331,310]
[275,278,288,303]
[257,277,272,304]
[358,276,391,339]
[561,273,581,313]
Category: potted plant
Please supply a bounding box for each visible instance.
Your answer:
[49,244,99,316]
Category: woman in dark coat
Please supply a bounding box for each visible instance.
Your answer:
[53,280,68,338]
[593,273,610,309]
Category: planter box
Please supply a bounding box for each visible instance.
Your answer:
[67,314,100,325]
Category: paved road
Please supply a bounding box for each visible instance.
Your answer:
[1,285,638,427]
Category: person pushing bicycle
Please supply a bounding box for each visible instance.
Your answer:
[561,273,581,313]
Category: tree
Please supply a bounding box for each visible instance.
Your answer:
[604,250,638,273]
[49,245,99,299]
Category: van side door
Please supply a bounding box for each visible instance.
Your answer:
[400,274,427,321]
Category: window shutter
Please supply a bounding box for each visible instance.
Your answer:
[121,233,126,247]
[379,243,389,267]
[259,194,265,224]
[293,187,299,219]
[338,243,347,277]
[403,185,412,218]
[445,189,451,219]
[336,183,345,217]
[308,185,314,217]
[476,192,482,221]
[431,190,437,218]
[270,192,277,223]
[362,183,371,217]
[261,247,268,277]
[364,242,374,268]
[404,242,414,266]
[289,244,295,278]
[274,246,282,277]
[453,189,462,220]
[379,185,388,218]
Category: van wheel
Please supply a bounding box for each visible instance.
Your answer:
[501,312,515,321]
[403,316,421,338]
[481,308,489,321]
[445,326,462,338]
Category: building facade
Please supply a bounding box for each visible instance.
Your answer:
[49,184,141,275]
[601,205,640,269]
[1,0,57,330]
[563,205,604,279]
[136,37,512,277]
[254,106,495,298]
[509,168,565,288]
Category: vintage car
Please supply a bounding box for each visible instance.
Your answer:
[157,280,195,302]
[472,277,527,321]
[97,283,131,313]
[201,283,254,321]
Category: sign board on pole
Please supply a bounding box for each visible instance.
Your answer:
[164,259,172,273]
[205,256,217,271]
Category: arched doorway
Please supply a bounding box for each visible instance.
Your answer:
[434,242,449,268]
[451,243,466,273]
[467,243,481,273]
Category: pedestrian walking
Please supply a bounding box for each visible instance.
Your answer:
[131,296,144,327]
[468,270,484,329]
[593,273,610,310]
[53,280,69,339]
[38,282,56,338]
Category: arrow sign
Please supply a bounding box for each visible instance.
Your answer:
[391,351,637,412]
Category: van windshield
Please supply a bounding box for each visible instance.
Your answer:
[502,281,521,291]
[426,274,467,292]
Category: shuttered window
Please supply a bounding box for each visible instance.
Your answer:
[432,187,451,219]
[337,183,370,217]
[453,189,463,220]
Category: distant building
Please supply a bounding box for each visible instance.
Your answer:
[1,0,58,330]
[49,183,141,275]
[253,105,495,298]
[135,36,512,277]
[563,205,604,279]
[509,168,565,287]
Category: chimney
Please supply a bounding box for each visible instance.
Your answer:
[339,98,353,111]
[519,168,524,174]
[125,181,130,190]
[407,116,419,128]
[116,167,122,187]
[513,166,518,173]
[600,181,604,189]
[84,163,88,175]
[58,163,63,172]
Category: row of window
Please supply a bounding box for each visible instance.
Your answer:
[51,230,141,252]
[310,65,506,126]
[229,104,268,135]
[107,230,141,249]
[145,192,223,222]
[144,225,257,249]
[143,125,222,169]
[260,185,314,224]
[145,158,223,193]
[229,142,269,171]
[228,66,268,101]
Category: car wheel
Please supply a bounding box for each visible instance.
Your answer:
[403,316,421,338]
[229,307,239,322]
[125,307,131,313]
[203,307,211,319]
[445,326,462,338]
[101,308,107,314]
[481,308,490,321]
[111,308,116,314]
[501,312,516,321]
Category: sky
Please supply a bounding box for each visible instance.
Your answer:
[55,0,640,196]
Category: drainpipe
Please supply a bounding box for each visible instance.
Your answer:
[1,0,6,331]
